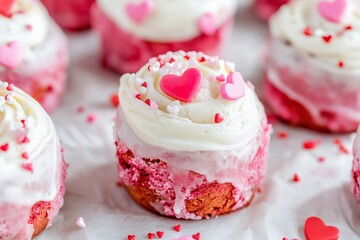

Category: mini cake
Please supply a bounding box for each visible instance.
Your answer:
[264,0,360,132]
[114,51,271,219]
[255,0,289,21]
[0,0,68,112]
[352,126,360,205]
[0,81,66,239]
[91,0,238,73]
[41,0,94,30]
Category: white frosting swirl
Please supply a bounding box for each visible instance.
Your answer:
[97,0,238,42]
[270,0,360,73]
[0,82,60,205]
[0,0,49,47]
[117,51,264,152]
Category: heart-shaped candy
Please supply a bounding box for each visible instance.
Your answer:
[220,72,245,100]
[0,0,16,17]
[125,0,154,24]
[198,13,216,36]
[160,68,202,103]
[318,0,347,23]
[304,216,340,240]
[0,41,23,68]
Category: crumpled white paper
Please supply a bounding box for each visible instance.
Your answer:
[38,2,360,240]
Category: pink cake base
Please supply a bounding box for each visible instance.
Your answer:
[91,4,233,73]
[115,124,271,220]
[255,0,289,21]
[264,74,359,133]
[352,157,360,204]
[0,155,67,239]
[41,0,94,30]
[0,27,68,112]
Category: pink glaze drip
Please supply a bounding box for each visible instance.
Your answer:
[0,26,68,112]
[41,0,94,30]
[255,0,289,21]
[352,157,360,204]
[115,123,271,219]
[91,4,233,73]
[0,154,67,240]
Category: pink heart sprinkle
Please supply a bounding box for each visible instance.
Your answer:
[220,72,245,101]
[160,68,203,103]
[0,41,23,68]
[318,0,347,23]
[215,74,225,82]
[198,13,216,36]
[125,0,154,24]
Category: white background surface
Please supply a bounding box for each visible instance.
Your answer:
[38,2,360,239]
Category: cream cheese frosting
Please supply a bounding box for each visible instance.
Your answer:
[270,0,360,74]
[0,0,49,47]
[117,51,264,152]
[0,81,60,205]
[97,0,238,42]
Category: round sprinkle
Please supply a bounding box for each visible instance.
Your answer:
[338,61,344,68]
[277,131,288,139]
[87,114,97,123]
[110,93,120,107]
[302,140,318,150]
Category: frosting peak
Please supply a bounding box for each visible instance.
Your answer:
[0,81,60,205]
[117,51,265,152]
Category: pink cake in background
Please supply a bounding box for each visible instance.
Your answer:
[41,0,94,30]
[264,0,360,133]
[0,82,67,239]
[0,0,68,112]
[91,0,238,73]
[255,0,289,21]
[114,51,271,219]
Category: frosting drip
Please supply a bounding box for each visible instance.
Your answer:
[0,81,60,205]
[97,0,238,42]
[270,0,360,73]
[117,51,263,152]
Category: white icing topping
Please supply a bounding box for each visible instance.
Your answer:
[0,0,49,48]
[270,0,360,72]
[0,82,60,205]
[117,51,264,152]
[97,0,238,42]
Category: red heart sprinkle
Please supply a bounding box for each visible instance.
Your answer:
[156,231,164,238]
[192,232,200,240]
[214,113,224,123]
[0,0,16,17]
[147,233,155,239]
[292,173,300,182]
[322,35,333,43]
[21,151,29,159]
[173,224,181,232]
[344,25,353,30]
[303,27,312,36]
[304,216,339,240]
[0,143,9,151]
[128,235,136,240]
[160,68,202,103]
